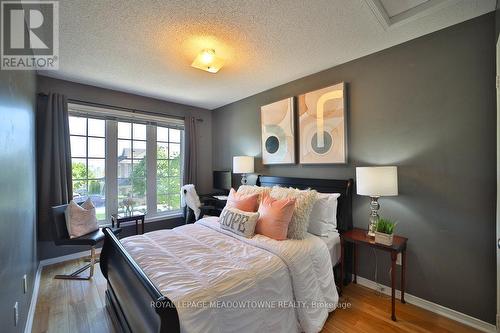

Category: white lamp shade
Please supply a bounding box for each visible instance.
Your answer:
[233,156,254,174]
[356,166,398,197]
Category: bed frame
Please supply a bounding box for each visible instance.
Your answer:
[100,175,353,333]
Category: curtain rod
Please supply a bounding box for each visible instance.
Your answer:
[37,93,203,122]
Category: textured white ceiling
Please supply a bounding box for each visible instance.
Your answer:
[39,0,495,109]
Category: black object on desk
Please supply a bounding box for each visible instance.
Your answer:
[184,194,228,224]
[111,213,146,235]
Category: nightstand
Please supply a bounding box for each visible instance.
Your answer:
[340,228,408,321]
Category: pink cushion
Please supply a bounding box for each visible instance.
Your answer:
[255,195,296,240]
[226,188,259,212]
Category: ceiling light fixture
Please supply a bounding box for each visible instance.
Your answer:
[191,49,224,73]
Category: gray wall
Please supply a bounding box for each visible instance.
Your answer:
[37,76,212,259]
[212,13,496,323]
[0,70,37,330]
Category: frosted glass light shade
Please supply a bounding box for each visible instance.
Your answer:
[233,156,254,174]
[356,166,398,197]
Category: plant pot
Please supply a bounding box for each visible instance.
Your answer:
[374,231,394,246]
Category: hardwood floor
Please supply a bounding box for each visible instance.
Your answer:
[33,258,480,333]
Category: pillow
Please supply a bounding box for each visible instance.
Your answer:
[255,195,296,241]
[65,198,99,238]
[308,193,341,236]
[226,188,259,212]
[270,186,317,239]
[219,206,259,238]
[237,185,271,203]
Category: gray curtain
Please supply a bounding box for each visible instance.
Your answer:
[183,116,197,186]
[37,93,72,241]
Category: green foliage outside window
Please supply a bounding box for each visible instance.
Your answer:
[129,146,182,211]
[72,161,103,195]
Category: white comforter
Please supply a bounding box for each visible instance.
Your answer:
[120,216,338,333]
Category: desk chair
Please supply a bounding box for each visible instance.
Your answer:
[51,204,121,280]
[182,189,225,224]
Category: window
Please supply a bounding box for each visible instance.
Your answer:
[68,104,184,224]
[156,126,182,213]
[117,122,147,216]
[69,116,106,221]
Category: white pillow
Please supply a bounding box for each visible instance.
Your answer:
[219,206,259,238]
[65,198,99,238]
[270,186,317,240]
[308,193,341,236]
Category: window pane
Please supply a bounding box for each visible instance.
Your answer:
[69,116,86,135]
[118,182,132,215]
[132,177,147,198]
[168,177,181,194]
[88,179,105,195]
[157,193,169,212]
[169,158,180,177]
[133,140,146,159]
[169,143,180,159]
[169,194,181,210]
[118,139,131,159]
[118,186,147,215]
[157,177,169,194]
[132,194,147,214]
[157,160,168,179]
[118,178,131,196]
[118,159,132,178]
[170,129,181,143]
[70,136,87,157]
[157,127,168,142]
[72,181,87,200]
[88,118,105,137]
[72,158,87,179]
[157,142,168,159]
[131,159,146,178]
[118,122,131,139]
[88,158,105,178]
[88,137,105,158]
[133,123,146,140]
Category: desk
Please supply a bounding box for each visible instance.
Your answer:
[340,228,408,321]
[184,195,227,224]
[111,213,146,235]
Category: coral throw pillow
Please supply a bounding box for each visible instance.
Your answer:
[226,188,259,212]
[255,195,296,241]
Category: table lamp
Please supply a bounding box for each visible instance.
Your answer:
[233,156,254,185]
[356,166,398,237]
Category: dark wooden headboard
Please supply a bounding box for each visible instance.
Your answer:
[257,175,353,233]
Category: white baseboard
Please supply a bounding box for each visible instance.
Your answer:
[39,249,94,267]
[354,275,496,333]
[24,264,42,333]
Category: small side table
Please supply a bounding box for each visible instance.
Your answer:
[111,213,146,235]
[340,228,408,321]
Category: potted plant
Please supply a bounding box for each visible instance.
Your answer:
[374,218,396,246]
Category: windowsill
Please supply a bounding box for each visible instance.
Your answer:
[99,211,183,227]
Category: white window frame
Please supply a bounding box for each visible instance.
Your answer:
[68,103,185,225]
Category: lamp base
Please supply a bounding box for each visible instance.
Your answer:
[367,196,380,237]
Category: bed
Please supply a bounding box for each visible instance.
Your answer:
[100,176,353,333]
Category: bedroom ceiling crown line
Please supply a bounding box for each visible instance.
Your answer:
[364,0,461,29]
